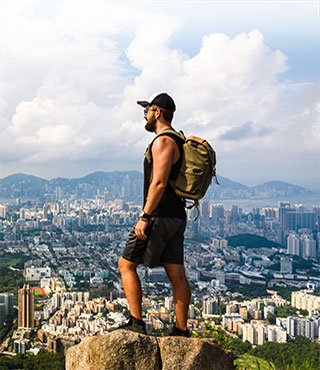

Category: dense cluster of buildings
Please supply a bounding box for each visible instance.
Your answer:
[221,291,320,345]
[0,193,319,356]
[4,283,320,356]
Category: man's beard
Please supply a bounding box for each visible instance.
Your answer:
[145,116,156,132]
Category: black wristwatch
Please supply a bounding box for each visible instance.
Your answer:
[139,211,150,222]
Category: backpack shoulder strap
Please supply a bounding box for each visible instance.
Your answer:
[145,129,185,163]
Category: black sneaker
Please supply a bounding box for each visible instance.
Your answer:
[169,325,190,337]
[117,316,147,335]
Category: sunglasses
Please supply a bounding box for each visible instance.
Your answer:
[144,108,157,115]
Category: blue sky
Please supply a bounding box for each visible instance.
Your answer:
[0,0,319,190]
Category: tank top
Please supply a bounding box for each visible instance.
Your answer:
[143,132,186,218]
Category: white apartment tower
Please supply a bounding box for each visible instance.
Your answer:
[287,233,300,256]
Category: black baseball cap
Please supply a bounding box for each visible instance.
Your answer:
[137,92,176,113]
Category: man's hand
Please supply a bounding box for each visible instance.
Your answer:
[135,218,148,240]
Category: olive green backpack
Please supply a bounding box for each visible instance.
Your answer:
[145,129,219,208]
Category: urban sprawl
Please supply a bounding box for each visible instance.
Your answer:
[0,185,319,357]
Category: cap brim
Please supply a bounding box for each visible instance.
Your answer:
[137,100,150,108]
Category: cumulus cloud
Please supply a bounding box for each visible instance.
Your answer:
[0,1,318,187]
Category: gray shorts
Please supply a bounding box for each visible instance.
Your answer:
[122,217,186,268]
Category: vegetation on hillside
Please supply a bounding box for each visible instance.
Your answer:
[0,265,25,304]
[192,322,319,370]
[0,352,65,370]
[0,252,29,270]
[227,234,281,249]
[248,336,320,370]
[227,283,268,299]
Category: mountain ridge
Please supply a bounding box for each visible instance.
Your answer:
[0,171,316,201]
[0,171,314,192]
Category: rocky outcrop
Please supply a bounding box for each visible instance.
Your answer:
[66,330,234,370]
[160,336,234,370]
[66,330,160,370]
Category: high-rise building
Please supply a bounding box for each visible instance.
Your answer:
[263,207,277,218]
[0,303,5,328]
[66,200,70,215]
[210,204,224,223]
[301,236,317,259]
[164,296,173,311]
[203,297,219,315]
[103,191,108,205]
[200,200,210,219]
[0,293,14,316]
[282,209,316,231]
[56,187,62,201]
[291,290,320,312]
[287,316,319,340]
[268,325,287,343]
[287,233,300,256]
[19,208,26,220]
[188,304,195,319]
[278,201,291,225]
[231,205,239,223]
[242,323,255,344]
[0,205,7,218]
[43,204,50,220]
[264,305,275,319]
[18,284,34,329]
[226,304,237,315]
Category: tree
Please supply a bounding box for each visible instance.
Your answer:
[267,312,276,325]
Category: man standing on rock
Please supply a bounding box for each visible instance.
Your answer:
[118,92,190,337]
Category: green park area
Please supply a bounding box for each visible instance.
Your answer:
[33,288,44,297]
[0,252,29,269]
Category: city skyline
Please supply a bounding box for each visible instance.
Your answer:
[0,1,319,191]
[0,177,319,362]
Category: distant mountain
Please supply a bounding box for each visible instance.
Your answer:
[49,177,72,187]
[214,175,248,190]
[251,181,313,196]
[1,173,48,187]
[0,171,315,201]
[76,170,142,185]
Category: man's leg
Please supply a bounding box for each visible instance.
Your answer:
[118,257,142,320]
[163,263,190,330]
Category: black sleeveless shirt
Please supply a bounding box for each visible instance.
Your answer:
[143,132,186,219]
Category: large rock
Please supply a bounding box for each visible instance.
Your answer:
[66,330,234,370]
[66,330,160,370]
[159,336,234,370]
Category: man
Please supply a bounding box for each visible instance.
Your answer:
[118,92,190,337]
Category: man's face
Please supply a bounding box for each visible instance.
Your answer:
[144,107,157,132]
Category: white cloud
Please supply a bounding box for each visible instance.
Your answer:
[0,1,318,188]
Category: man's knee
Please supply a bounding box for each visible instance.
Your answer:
[164,264,188,285]
[118,257,138,274]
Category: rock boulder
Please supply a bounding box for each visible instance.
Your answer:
[66,329,234,370]
[159,336,234,370]
[66,330,160,370]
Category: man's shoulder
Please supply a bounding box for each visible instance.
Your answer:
[153,130,183,146]
[152,133,179,148]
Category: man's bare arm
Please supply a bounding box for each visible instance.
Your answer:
[134,136,178,240]
[143,136,178,214]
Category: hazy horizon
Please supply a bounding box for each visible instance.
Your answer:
[0,168,319,193]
